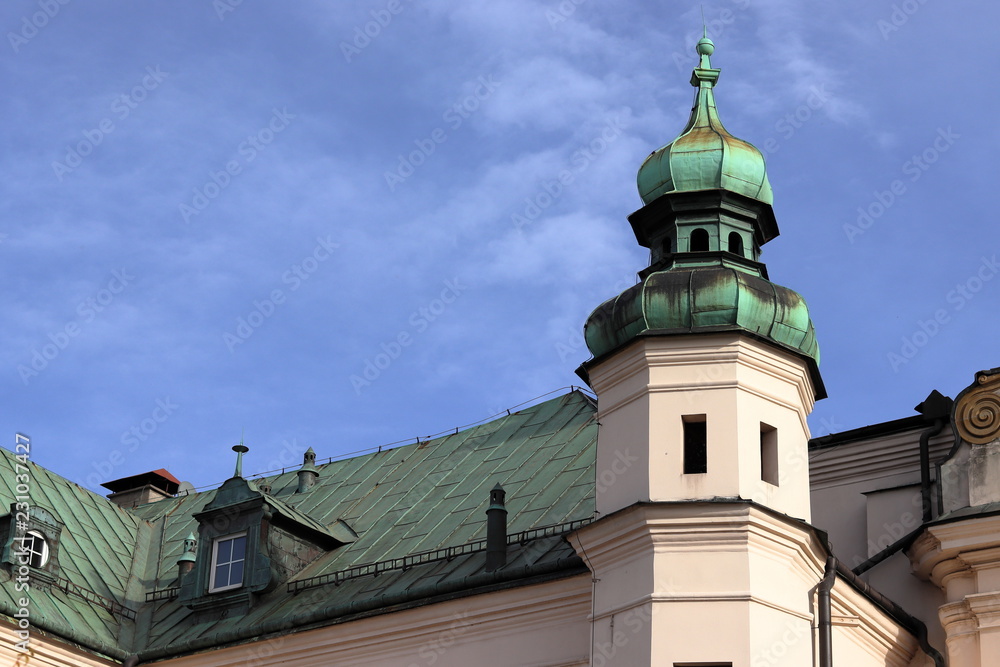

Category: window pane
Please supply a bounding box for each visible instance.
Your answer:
[216,538,233,562]
[230,535,246,561]
[28,536,42,567]
[25,532,47,568]
[215,563,230,587]
[228,560,244,586]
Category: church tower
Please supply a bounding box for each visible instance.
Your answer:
[570,34,829,666]
[578,32,824,521]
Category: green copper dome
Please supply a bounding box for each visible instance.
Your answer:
[583,266,818,365]
[637,38,773,206]
[578,35,823,398]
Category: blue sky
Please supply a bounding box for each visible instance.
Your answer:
[2,1,997,493]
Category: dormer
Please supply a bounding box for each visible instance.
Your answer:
[178,445,355,613]
[0,503,64,584]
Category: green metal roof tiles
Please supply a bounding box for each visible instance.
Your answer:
[5,389,597,659]
[0,447,144,660]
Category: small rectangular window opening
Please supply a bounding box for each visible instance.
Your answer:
[209,532,247,593]
[760,422,778,486]
[683,415,707,474]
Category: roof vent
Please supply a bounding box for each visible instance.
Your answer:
[296,448,319,493]
[101,469,181,508]
[485,483,508,572]
[177,532,197,580]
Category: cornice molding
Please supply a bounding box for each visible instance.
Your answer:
[909,515,1000,587]
[570,502,826,577]
[809,428,953,489]
[589,334,815,431]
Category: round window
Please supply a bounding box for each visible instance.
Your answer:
[24,530,49,568]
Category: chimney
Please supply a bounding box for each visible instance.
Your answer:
[485,483,507,572]
[296,448,318,493]
[102,469,181,508]
[177,532,197,580]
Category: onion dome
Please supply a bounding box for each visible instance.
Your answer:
[583,266,818,365]
[636,35,773,206]
[579,34,823,398]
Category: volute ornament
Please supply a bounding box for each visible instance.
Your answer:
[954,371,1000,445]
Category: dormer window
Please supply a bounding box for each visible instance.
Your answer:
[179,445,354,613]
[22,530,49,568]
[209,533,246,593]
[1,504,62,579]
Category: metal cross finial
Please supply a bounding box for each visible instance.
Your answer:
[232,432,249,478]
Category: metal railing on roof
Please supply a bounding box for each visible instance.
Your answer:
[142,518,593,603]
[184,385,597,494]
[287,517,593,594]
[44,573,137,620]
[145,586,179,602]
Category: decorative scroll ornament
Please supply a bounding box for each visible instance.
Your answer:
[955,371,1000,445]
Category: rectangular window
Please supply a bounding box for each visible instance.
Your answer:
[760,422,778,486]
[209,533,247,593]
[683,415,707,474]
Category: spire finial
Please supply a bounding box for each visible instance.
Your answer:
[232,434,249,478]
[696,19,715,69]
